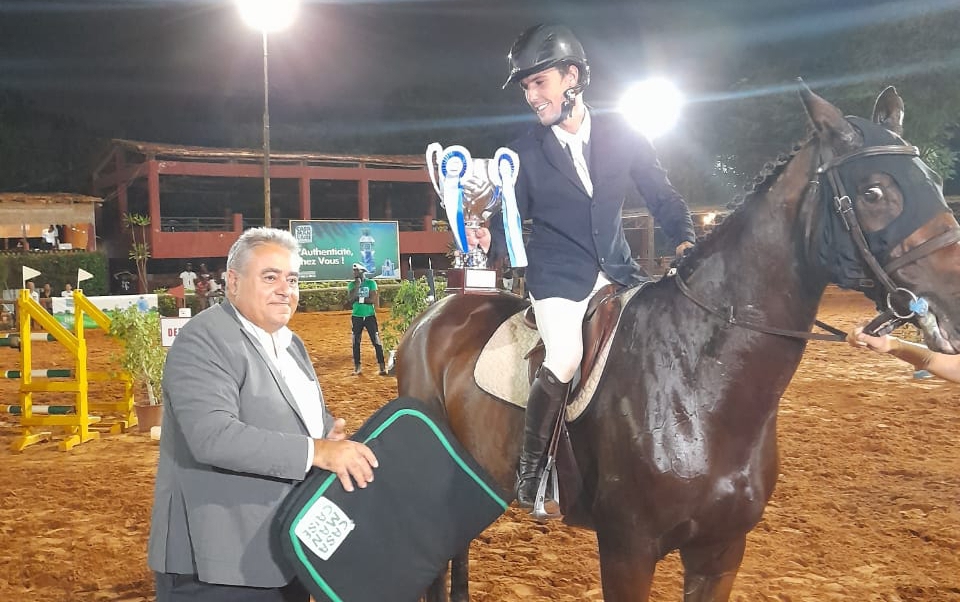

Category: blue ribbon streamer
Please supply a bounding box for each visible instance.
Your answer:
[440,148,470,254]
[494,149,527,267]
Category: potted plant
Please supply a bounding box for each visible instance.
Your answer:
[109,304,166,431]
[381,276,444,373]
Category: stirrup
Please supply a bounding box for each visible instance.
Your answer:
[531,454,562,520]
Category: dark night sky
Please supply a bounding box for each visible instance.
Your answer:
[0,1,826,147]
[1,0,957,157]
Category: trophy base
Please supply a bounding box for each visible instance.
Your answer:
[446,268,500,295]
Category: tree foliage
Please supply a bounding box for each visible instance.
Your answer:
[676,1,960,194]
[123,213,151,294]
[381,277,445,351]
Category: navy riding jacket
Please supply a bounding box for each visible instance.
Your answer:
[489,112,696,301]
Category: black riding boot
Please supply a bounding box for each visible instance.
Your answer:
[516,366,570,508]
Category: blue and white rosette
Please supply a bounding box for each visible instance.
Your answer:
[439,145,471,254]
[490,147,527,267]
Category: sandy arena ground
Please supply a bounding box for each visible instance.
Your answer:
[0,287,957,601]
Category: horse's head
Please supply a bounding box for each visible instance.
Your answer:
[801,82,960,353]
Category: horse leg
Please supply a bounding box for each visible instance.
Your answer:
[678,535,747,602]
[450,549,470,602]
[596,530,658,601]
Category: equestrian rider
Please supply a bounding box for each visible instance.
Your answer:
[471,24,696,513]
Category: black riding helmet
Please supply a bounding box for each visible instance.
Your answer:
[502,24,591,91]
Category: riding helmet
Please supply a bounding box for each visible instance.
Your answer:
[502,24,591,90]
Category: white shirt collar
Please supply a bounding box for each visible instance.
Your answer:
[552,108,591,149]
[235,310,293,358]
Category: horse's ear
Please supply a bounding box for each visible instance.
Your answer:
[797,78,862,155]
[872,86,904,135]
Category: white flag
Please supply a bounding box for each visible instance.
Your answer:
[22,266,41,288]
[77,268,94,283]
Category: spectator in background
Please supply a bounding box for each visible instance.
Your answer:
[207,270,222,304]
[41,225,59,249]
[195,273,211,311]
[39,283,53,311]
[25,281,39,304]
[179,262,198,295]
[61,283,74,297]
[347,263,387,376]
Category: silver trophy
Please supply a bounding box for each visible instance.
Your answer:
[425,143,505,269]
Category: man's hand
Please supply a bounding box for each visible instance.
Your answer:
[675,240,694,256]
[327,417,348,441]
[466,227,491,253]
[312,438,378,492]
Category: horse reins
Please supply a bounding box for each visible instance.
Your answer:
[672,274,848,342]
[673,141,960,342]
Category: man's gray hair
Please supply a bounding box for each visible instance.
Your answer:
[227,227,302,274]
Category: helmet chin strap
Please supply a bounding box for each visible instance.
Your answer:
[548,85,584,127]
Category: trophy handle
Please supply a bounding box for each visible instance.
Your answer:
[490,147,519,187]
[425,142,443,197]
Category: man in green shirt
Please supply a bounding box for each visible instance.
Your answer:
[347,263,387,375]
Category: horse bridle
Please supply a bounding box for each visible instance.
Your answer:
[819,144,960,335]
[673,141,960,342]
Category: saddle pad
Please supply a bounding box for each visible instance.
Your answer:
[273,396,508,602]
[474,285,641,421]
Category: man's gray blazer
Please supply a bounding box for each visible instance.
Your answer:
[148,301,332,587]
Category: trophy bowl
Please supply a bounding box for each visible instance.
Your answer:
[426,145,502,225]
[425,143,525,293]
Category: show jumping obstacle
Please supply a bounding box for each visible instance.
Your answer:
[8,289,135,451]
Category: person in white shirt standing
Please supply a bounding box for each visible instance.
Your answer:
[149,228,378,601]
[40,224,59,249]
[178,262,197,294]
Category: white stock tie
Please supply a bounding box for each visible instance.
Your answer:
[569,141,593,197]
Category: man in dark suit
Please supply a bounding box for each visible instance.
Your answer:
[472,24,696,515]
[148,227,379,601]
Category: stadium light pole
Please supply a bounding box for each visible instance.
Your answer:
[236,0,300,228]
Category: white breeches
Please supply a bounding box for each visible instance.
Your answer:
[530,273,611,384]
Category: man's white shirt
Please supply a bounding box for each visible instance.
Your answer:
[236,311,327,474]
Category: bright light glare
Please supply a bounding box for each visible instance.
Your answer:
[618,78,685,139]
[702,212,717,226]
[236,0,299,33]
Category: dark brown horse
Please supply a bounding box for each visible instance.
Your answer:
[397,84,960,601]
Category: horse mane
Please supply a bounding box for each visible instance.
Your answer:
[675,132,816,269]
[727,133,814,211]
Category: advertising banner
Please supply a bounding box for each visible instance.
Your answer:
[291,220,401,282]
[51,294,158,329]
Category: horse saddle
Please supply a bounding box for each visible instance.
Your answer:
[523,283,622,389]
[474,283,643,422]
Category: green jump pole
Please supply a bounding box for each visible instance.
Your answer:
[4,405,75,415]
[2,369,74,379]
[0,333,55,347]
